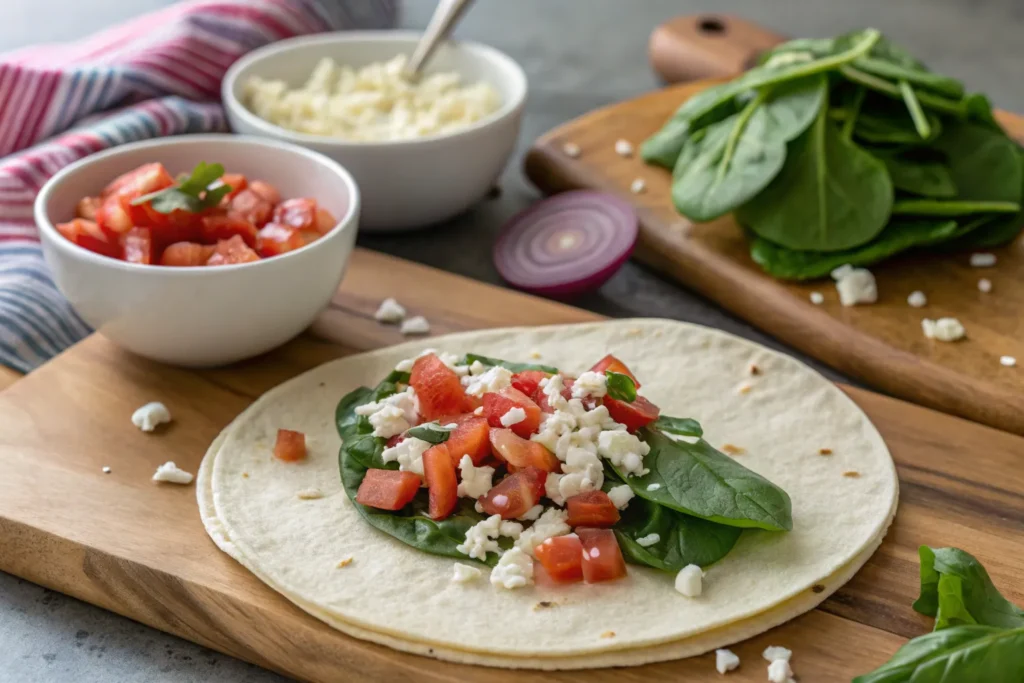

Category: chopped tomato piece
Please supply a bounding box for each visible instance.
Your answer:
[160,241,215,266]
[356,469,421,511]
[444,416,491,466]
[385,434,405,449]
[534,534,584,583]
[298,229,322,246]
[228,189,274,227]
[248,180,281,205]
[461,394,483,413]
[102,162,174,198]
[511,370,551,397]
[273,198,318,231]
[219,173,248,202]
[589,354,640,388]
[206,234,260,266]
[273,429,306,462]
[121,227,154,265]
[566,491,620,527]
[482,387,542,438]
[489,428,560,472]
[423,444,458,520]
[56,219,120,258]
[533,377,575,413]
[76,196,101,221]
[316,207,337,233]
[201,215,258,247]
[255,222,304,257]
[410,354,466,421]
[577,527,627,583]
[479,467,547,519]
[603,395,660,433]
[96,193,134,235]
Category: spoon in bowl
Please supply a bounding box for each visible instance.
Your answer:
[404,0,477,79]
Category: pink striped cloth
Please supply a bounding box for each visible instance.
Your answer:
[0,0,397,373]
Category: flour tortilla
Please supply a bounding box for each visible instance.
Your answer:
[200,319,898,668]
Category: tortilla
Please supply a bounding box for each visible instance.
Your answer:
[200,319,898,668]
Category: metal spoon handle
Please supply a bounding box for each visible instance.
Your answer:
[406,0,476,76]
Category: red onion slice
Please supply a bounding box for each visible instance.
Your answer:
[493,191,638,297]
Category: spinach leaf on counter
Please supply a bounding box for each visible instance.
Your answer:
[914,547,1024,630]
[462,353,559,375]
[653,416,704,438]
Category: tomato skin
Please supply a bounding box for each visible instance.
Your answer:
[121,227,154,264]
[488,428,560,473]
[410,354,466,421]
[76,196,101,221]
[219,173,248,202]
[603,394,660,433]
[248,180,281,205]
[444,416,492,466]
[566,491,620,527]
[229,189,275,227]
[589,354,640,388]
[273,198,318,231]
[97,192,134,236]
[56,219,120,258]
[577,527,628,583]
[534,534,584,583]
[482,387,542,438]
[511,370,551,398]
[533,377,575,414]
[356,469,421,511]
[160,241,215,266]
[479,467,547,519]
[206,234,260,266]
[274,429,307,462]
[316,207,337,234]
[202,215,258,247]
[102,162,174,198]
[255,222,304,257]
[423,444,458,520]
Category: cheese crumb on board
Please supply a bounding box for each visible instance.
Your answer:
[152,461,194,485]
[907,290,927,308]
[400,315,430,335]
[715,648,740,674]
[763,646,792,662]
[978,278,993,293]
[614,139,634,157]
[630,178,647,194]
[831,264,877,306]
[562,142,581,158]
[809,291,824,305]
[131,402,171,432]
[1000,355,1017,367]
[767,658,795,683]
[374,297,406,323]
[922,317,966,342]
[969,252,996,267]
[102,466,111,474]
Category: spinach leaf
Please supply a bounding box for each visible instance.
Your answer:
[613,429,792,531]
[946,212,1024,248]
[898,80,932,139]
[839,65,967,117]
[876,153,956,198]
[462,353,558,375]
[653,416,704,438]
[931,120,1024,204]
[914,546,1024,630]
[891,199,1020,217]
[737,105,893,252]
[605,371,637,402]
[852,106,942,145]
[404,422,454,444]
[853,55,964,99]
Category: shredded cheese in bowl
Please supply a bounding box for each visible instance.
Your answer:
[243,54,501,142]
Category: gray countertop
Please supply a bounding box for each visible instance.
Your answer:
[2,1,1022,680]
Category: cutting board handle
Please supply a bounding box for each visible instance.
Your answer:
[648,15,786,84]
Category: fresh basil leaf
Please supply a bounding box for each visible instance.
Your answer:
[914,546,1024,630]
[405,421,454,444]
[177,162,225,195]
[132,161,229,215]
[654,416,704,438]
[604,371,637,402]
[462,353,559,375]
[613,429,793,531]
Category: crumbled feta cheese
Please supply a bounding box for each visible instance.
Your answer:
[474,500,485,514]
[832,265,877,306]
[614,139,634,157]
[922,317,966,342]
[468,360,488,375]
[544,472,566,506]
[636,533,660,547]
[131,402,172,432]
[395,358,414,372]
[557,470,601,502]
[296,487,323,500]
[646,483,661,492]
[538,374,569,412]
[102,466,112,474]
[978,278,993,293]
[152,461,194,485]
[562,142,581,158]
[675,564,703,597]
[354,387,419,438]
[1001,355,1017,367]
[597,429,650,477]
[515,508,570,555]
[518,504,544,521]
[716,649,741,674]
[490,547,533,589]
[809,291,824,305]
[499,520,523,540]
[767,658,794,683]
[473,406,484,416]
[462,365,513,397]
[452,563,482,583]
[762,646,792,662]
[381,436,431,477]
[374,297,406,323]
[907,290,927,308]
[400,315,430,335]
[571,371,608,399]
[607,484,635,510]
[456,455,494,498]
[564,447,603,483]
[457,514,503,560]
[499,407,527,427]
[630,178,646,194]
[970,252,996,267]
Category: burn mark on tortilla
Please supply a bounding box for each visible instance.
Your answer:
[748,363,761,376]
[812,584,825,593]
[242,472,250,479]
[336,556,354,568]
[737,383,752,394]
[721,444,746,455]
[600,631,616,638]
[533,601,556,611]
[843,471,861,478]
[818,448,833,455]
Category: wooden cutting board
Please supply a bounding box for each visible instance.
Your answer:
[523,17,1024,439]
[1,248,1022,682]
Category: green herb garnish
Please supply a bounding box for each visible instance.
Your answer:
[604,371,637,402]
[131,162,233,214]
[405,422,455,444]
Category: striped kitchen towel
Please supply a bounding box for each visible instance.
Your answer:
[0,0,397,374]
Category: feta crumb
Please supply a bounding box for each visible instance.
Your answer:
[499,406,527,427]
[597,430,650,477]
[131,402,172,432]
[452,563,482,583]
[763,646,792,662]
[400,315,430,335]
[978,278,993,293]
[152,461,194,485]
[544,472,566,506]
[716,648,740,674]
[395,358,414,372]
[457,514,503,560]
[767,658,794,683]
[614,139,634,157]
[675,564,703,597]
[456,455,494,498]
[607,484,635,510]
[463,365,513,397]
[636,533,660,547]
[473,406,484,416]
[490,547,533,589]
[922,317,966,342]
[907,290,927,308]
[970,252,996,267]
[519,504,544,521]
[515,508,570,556]
[571,371,608,399]
[499,520,523,540]
[646,483,661,492]
[102,466,112,474]
[1001,355,1017,367]
[630,178,646,194]
[355,387,419,438]
[381,436,431,477]
[809,291,824,305]
[832,265,877,306]
[562,142,581,158]
[374,297,406,323]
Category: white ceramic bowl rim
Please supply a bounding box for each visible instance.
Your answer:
[34,134,361,275]
[222,30,529,149]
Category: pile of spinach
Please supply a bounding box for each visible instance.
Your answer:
[642,28,1024,280]
[854,546,1023,682]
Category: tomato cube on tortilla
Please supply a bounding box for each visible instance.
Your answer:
[201,215,258,247]
[207,234,260,266]
[255,223,304,257]
[532,377,574,413]
[423,443,458,520]
[603,394,660,433]
[121,227,154,265]
[410,354,466,421]
[229,189,274,228]
[160,241,215,267]
[533,534,584,583]
[356,469,421,511]
[577,527,627,583]
[443,416,491,466]
[56,218,120,258]
[274,429,306,462]
[488,428,560,472]
[589,354,640,388]
[482,387,542,437]
[273,198,318,231]
[479,467,547,519]
[565,490,620,527]
[510,370,550,397]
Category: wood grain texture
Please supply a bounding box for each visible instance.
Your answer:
[1,247,1022,682]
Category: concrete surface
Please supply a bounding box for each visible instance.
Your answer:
[2,1,1022,680]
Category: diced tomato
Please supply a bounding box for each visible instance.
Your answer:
[577,527,627,583]
[533,377,575,414]
[228,189,274,228]
[488,429,560,472]
[316,207,337,234]
[255,222,304,257]
[273,198,318,231]
[219,173,248,202]
[248,180,281,205]
[160,241,215,266]
[590,354,640,388]
[121,227,154,265]
[479,467,547,519]
[534,534,584,583]
[482,387,542,438]
[444,416,492,466]
[603,395,660,433]
[566,491,620,527]
[273,429,306,462]
[511,370,551,397]
[102,162,174,198]
[76,196,101,221]
[356,468,421,511]
[532,559,559,588]
[385,434,405,449]
[410,354,466,421]
[423,444,457,520]
[461,394,483,413]
[298,229,322,246]
[206,234,260,266]
[56,219,120,258]
[96,193,134,236]
[201,215,258,247]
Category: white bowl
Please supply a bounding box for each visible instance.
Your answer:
[35,134,360,367]
[222,31,527,232]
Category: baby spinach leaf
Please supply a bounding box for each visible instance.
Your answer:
[613,429,792,531]
[853,55,964,99]
[891,199,1020,217]
[404,422,454,444]
[605,371,637,402]
[852,106,943,145]
[462,353,558,375]
[876,153,956,198]
[839,65,967,118]
[931,121,1023,204]
[914,546,1024,630]
[946,212,1024,248]
[654,416,704,438]
[898,80,932,139]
